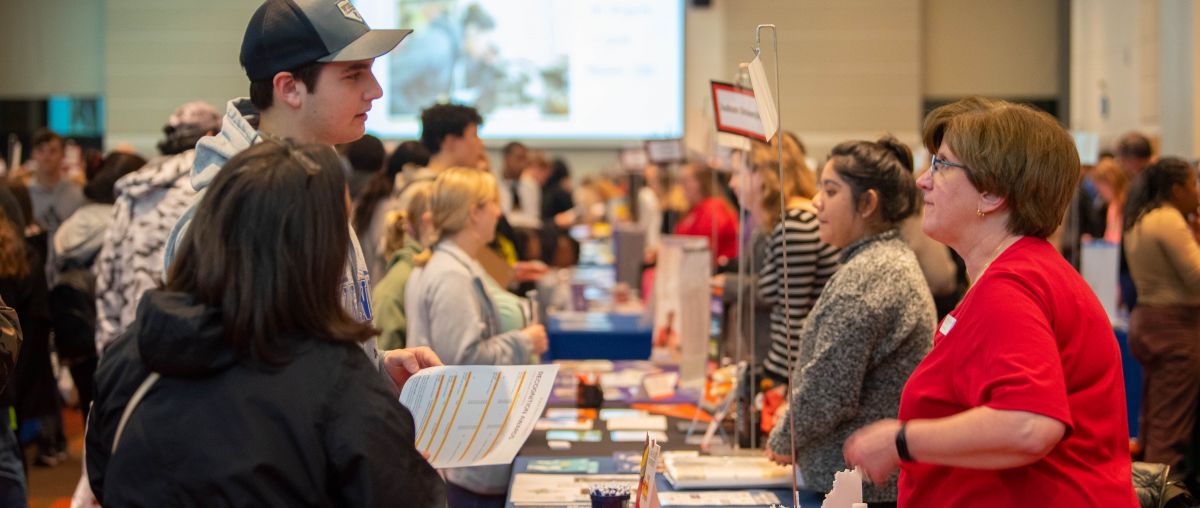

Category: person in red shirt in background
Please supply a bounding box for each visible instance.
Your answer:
[843,97,1137,507]
[674,161,738,268]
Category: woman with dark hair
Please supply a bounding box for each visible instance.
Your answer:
[353,140,431,286]
[1123,157,1200,481]
[845,98,1136,507]
[85,141,445,506]
[0,205,49,504]
[764,136,934,506]
[526,152,576,265]
[674,161,739,267]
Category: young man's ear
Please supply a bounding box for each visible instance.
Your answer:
[273,72,305,109]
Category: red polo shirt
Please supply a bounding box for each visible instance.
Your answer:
[898,237,1137,507]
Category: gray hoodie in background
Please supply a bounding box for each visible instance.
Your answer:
[162,98,383,369]
[53,203,112,269]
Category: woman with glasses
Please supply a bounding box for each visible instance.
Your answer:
[844,97,1137,507]
[764,136,934,506]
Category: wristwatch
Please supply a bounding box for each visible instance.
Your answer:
[896,421,915,462]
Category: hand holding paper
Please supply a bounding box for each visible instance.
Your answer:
[383,346,443,392]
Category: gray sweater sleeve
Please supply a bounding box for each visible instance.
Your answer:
[767,288,881,454]
[427,269,532,366]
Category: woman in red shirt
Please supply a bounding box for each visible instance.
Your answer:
[843,97,1137,507]
[674,161,738,267]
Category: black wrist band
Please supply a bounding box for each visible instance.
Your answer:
[896,421,915,463]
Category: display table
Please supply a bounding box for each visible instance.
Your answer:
[506,456,823,508]
[512,358,826,507]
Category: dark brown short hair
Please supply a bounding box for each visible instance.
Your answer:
[1117,132,1153,160]
[248,61,326,112]
[167,140,375,364]
[32,128,62,150]
[922,97,1080,239]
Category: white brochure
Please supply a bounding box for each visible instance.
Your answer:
[400,364,559,469]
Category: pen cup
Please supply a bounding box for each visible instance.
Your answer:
[576,373,604,409]
[589,485,630,508]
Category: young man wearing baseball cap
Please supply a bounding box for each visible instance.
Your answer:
[163,0,441,394]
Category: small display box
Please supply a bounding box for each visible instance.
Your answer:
[546,312,653,361]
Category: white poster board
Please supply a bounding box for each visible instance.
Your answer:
[1080,240,1120,325]
[653,235,710,388]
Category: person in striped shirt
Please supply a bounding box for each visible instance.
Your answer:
[756,134,840,384]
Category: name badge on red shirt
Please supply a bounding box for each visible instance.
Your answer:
[938,315,957,336]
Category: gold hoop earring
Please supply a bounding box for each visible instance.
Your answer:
[976,208,986,218]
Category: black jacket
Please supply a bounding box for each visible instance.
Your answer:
[86,291,445,507]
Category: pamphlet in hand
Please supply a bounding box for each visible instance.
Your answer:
[400,364,559,469]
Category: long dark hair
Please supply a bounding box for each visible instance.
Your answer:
[352,141,430,233]
[84,152,147,204]
[1124,157,1195,231]
[167,141,376,364]
[827,135,919,225]
[0,207,27,279]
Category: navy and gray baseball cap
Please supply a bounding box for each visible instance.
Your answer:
[240,0,412,81]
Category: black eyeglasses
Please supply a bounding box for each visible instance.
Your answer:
[930,154,970,178]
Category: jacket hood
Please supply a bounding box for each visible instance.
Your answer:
[134,291,236,377]
[53,203,112,266]
[115,150,197,201]
[192,98,260,193]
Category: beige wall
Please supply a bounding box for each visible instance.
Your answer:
[1,1,1075,169]
[924,0,1059,99]
[0,0,104,97]
[721,0,923,158]
[104,0,259,150]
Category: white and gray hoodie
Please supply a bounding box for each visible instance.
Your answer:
[94,149,198,351]
[162,98,382,367]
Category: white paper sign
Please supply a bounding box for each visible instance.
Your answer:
[646,139,686,164]
[399,364,559,469]
[747,56,779,142]
[711,81,766,141]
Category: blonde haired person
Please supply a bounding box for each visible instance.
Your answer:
[844,97,1136,506]
[371,181,435,350]
[1090,158,1130,244]
[404,168,548,503]
[744,138,839,384]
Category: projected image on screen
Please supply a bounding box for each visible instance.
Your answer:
[358,0,683,141]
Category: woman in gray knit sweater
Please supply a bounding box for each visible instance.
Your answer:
[765,136,935,505]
